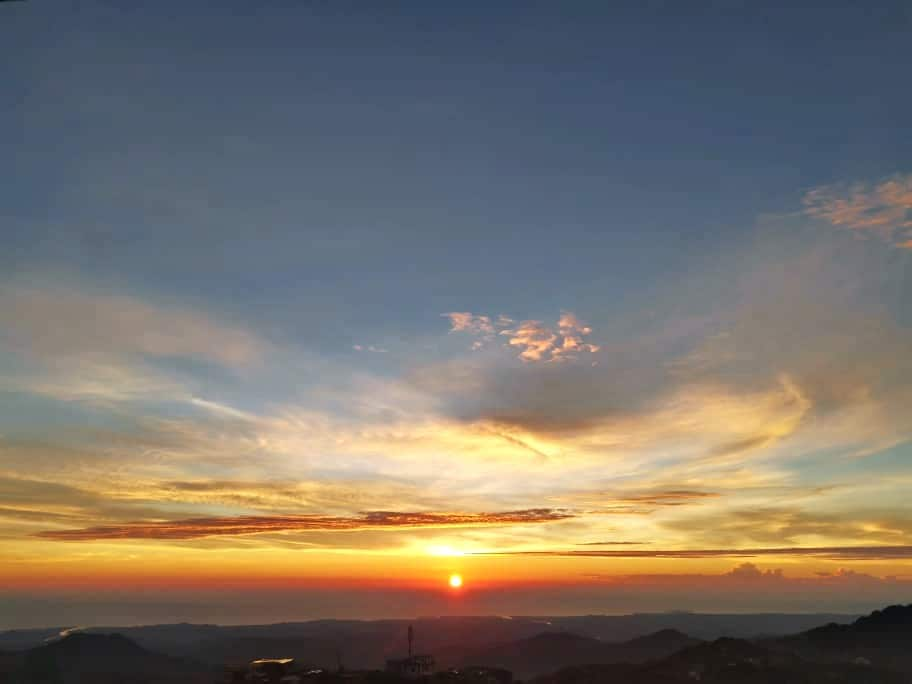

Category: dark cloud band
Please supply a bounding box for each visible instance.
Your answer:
[474,545,912,561]
[36,508,573,541]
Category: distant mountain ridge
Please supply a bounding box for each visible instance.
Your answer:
[534,634,908,684]
[4,607,911,682]
[450,629,703,679]
[0,611,858,654]
[803,603,912,642]
[3,632,210,684]
[771,603,912,674]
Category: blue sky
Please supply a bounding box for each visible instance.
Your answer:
[1,1,911,625]
[6,2,910,336]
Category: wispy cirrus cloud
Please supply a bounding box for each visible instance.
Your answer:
[2,360,185,404]
[444,310,599,362]
[0,282,268,406]
[660,505,912,548]
[0,285,264,366]
[36,508,574,541]
[803,174,912,248]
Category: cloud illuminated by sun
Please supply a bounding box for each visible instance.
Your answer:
[428,545,465,557]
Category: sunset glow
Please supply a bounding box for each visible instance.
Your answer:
[1,1,911,631]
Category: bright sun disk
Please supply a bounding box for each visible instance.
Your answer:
[449,573,463,588]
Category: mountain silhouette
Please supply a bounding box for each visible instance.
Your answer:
[773,603,912,673]
[452,629,702,679]
[12,632,208,684]
[534,636,906,684]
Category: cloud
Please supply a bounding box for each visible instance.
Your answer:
[1,226,908,568]
[609,489,720,510]
[543,488,722,516]
[444,310,599,361]
[101,476,478,516]
[0,283,268,406]
[353,345,388,353]
[36,508,574,541]
[501,313,600,362]
[726,562,783,579]
[443,312,495,335]
[0,285,263,366]
[475,545,912,561]
[500,320,558,361]
[2,360,185,403]
[0,475,181,535]
[660,505,912,548]
[803,174,912,247]
[420,228,912,495]
[553,311,601,360]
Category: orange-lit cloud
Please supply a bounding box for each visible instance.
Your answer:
[444,310,599,361]
[803,174,912,247]
[36,508,574,541]
[1,216,910,606]
[501,314,600,362]
[443,312,496,335]
[501,320,558,361]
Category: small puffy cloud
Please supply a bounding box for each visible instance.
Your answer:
[553,311,600,360]
[558,311,591,335]
[727,562,783,579]
[503,313,599,362]
[443,312,495,335]
[501,320,558,361]
[444,310,599,361]
[353,345,388,353]
[803,174,912,248]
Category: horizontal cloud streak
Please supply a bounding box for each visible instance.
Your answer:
[36,508,574,541]
[476,545,912,561]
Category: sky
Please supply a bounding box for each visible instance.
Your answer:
[1,1,912,628]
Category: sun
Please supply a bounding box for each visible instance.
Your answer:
[448,573,463,588]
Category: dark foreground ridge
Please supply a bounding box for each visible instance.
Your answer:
[0,605,910,683]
